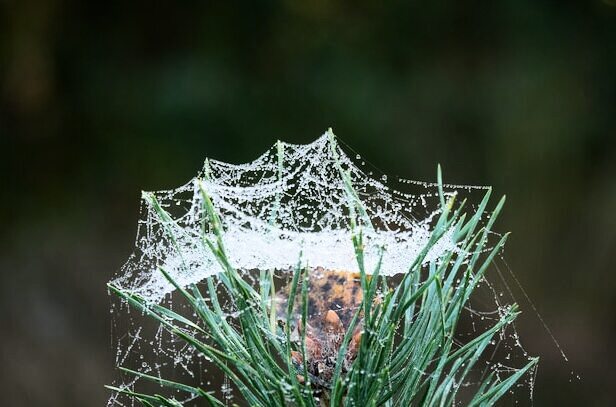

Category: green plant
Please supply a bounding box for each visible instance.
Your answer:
[106,160,537,406]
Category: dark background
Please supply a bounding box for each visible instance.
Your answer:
[1,1,615,405]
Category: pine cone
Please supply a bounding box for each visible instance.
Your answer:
[275,268,365,390]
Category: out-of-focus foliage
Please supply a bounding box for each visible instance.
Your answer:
[0,1,614,406]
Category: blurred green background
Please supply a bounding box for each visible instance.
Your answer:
[1,0,615,405]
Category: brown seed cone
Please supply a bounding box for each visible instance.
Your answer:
[275,268,369,392]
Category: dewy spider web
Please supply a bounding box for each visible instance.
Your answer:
[108,129,537,406]
[112,130,463,303]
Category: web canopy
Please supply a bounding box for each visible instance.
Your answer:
[112,129,462,303]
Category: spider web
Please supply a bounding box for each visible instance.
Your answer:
[108,129,537,406]
[111,130,464,303]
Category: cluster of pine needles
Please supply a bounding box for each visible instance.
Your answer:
[107,167,537,406]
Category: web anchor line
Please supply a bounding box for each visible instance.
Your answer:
[497,256,572,365]
[334,134,491,191]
